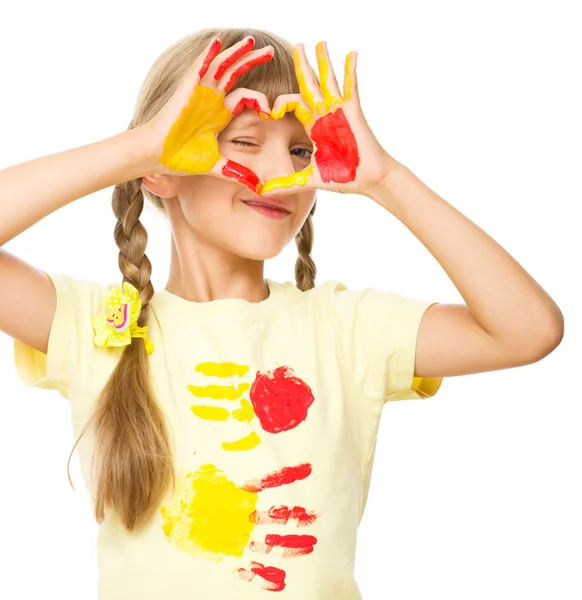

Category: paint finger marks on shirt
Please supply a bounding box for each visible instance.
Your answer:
[160,462,319,592]
[159,361,320,592]
[187,362,315,450]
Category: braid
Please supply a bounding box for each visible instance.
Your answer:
[67,176,175,533]
[294,198,317,291]
[112,177,154,328]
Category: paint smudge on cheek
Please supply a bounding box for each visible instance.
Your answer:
[311,108,360,183]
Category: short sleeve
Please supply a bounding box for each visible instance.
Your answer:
[327,281,443,403]
[13,271,110,400]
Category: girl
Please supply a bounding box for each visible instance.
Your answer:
[0,27,563,600]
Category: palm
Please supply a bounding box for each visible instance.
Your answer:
[159,85,231,175]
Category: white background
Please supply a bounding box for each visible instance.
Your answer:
[0,0,580,598]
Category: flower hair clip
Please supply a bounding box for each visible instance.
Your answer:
[92,281,154,355]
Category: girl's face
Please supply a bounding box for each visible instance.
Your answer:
[157,109,317,262]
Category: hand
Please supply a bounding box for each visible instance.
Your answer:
[261,41,401,197]
[137,35,275,195]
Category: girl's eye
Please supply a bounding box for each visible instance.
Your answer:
[292,148,312,160]
[231,140,312,159]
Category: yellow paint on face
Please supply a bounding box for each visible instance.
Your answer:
[222,431,261,452]
[160,464,258,561]
[261,166,316,195]
[187,382,250,400]
[159,85,231,174]
[191,405,230,420]
[195,362,250,378]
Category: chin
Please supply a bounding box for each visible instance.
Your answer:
[229,238,288,261]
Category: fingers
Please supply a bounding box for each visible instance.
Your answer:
[198,36,274,95]
[218,47,275,94]
[200,36,254,84]
[213,36,255,81]
[344,51,359,104]
[224,88,271,119]
[211,156,263,195]
[270,93,311,127]
[198,37,223,80]
[292,44,324,111]
[261,166,316,196]
[315,41,342,108]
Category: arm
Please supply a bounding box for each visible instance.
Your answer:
[0,127,154,246]
[0,127,154,355]
[366,162,564,378]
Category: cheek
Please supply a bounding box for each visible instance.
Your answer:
[178,176,239,218]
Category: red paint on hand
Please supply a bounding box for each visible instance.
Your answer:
[242,463,312,493]
[223,52,274,94]
[214,37,255,81]
[198,38,222,79]
[311,108,360,183]
[250,366,315,433]
[222,159,262,194]
[232,97,270,118]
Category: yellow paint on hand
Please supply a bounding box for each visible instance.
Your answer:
[222,431,261,452]
[195,362,250,378]
[344,52,355,102]
[159,85,231,174]
[315,42,336,108]
[261,166,316,195]
[292,47,314,110]
[271,101,312,127]
[191,405,230,421]
[187,382,250,400]
[231,399,255,423]
[160,464,258,561]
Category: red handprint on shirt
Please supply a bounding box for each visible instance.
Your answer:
[160,361,320,592]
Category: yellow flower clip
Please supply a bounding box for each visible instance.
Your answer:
[92,281,154,355]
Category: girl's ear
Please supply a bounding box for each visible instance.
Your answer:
[142,174,180,199]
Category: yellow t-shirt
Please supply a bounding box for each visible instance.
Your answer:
[13,271,443,600]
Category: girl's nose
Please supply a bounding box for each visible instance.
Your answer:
[255,149,298,183]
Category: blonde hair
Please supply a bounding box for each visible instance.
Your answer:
[67,27,319,532]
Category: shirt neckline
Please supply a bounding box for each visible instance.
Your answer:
[151,278,289,318]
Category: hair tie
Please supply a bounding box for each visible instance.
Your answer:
[92,281,154,355]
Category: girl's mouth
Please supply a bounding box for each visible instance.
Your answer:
[242,201,291,219]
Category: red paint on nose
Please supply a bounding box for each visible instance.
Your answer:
[222,159,262,194]
[311,108,360,183]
